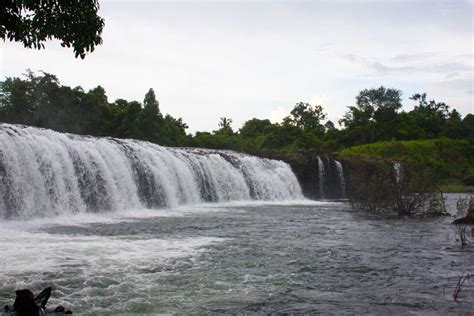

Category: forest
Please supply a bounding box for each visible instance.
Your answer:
[1,70,472,154]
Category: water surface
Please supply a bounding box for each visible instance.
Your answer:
[0,199,472,314]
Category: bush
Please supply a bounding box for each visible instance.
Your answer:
[343,157,446,216]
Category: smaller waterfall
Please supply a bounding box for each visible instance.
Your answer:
[335,160,346,198]
[317,156,325,198]
[394,161,403,184]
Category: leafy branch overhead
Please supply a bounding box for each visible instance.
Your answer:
[1,0,105,59]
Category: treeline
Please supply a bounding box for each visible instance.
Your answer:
[0,70,188,146]
[0,70,473,152]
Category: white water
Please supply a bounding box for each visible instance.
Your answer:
[0,124,303,219]
[394,161,403,184]
[335,160,346,198]
[0,200,333,314]
[317,156,325,198]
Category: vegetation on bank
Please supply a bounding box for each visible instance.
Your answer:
[342,157,448,216]
[339,138,474,192]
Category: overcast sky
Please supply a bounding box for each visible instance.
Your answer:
[1,0,472,133]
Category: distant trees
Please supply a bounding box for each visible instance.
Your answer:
[239,118,272,138]
[283,102,326,134]
[339,86,403,144]
[1,71,472,155]
[336,86,473,147]
[409,93,450,138]
[0,71,188,145]
[1,0,104,58]
[340,86,401,128]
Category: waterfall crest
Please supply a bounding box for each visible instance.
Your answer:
[0,124,303,219]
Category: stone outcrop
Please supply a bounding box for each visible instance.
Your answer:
[453,196,474,225]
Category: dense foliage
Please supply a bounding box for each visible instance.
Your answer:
[1,71,472,154]
[0,71,188,146]
[1,0,104,58]
[340,138,474,189]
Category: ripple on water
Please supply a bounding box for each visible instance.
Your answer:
[0,199,473,314]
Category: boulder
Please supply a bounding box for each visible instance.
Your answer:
[453,196,474,225]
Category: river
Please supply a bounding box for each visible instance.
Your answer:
[0,198,472,314]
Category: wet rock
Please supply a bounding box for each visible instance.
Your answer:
[14,289,39,316]
[453,196,474,225]
[2,287,72,315]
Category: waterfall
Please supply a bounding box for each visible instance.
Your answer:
[0,124,303,219]
[334,160,346,198]
[394,161,402,184]
[317,156,325,198]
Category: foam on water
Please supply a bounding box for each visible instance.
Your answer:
[0,230,222,275]
[0,216,225,313]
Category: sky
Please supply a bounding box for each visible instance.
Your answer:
[1,0,472,133]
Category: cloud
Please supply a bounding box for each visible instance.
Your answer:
[310,95,329,107]
[343,53,472,77]
[2,1,472,130]
[390,52,437,63]
[433,78,473,95]
[269,106,289,124]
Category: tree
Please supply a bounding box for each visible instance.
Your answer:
[340,86,402,128]
[1,0,104,58]
[283,102,326,134]
[137,88,163,142]
[0,70,60,125]
[443,109,463,139]
[409,93,449,138]
[339,86,402,145]
[239,118,272,138]
[357,86,402,112]
[217,117,233,135]
[143,88,160,115]
[162,114,189,146]
[116,101,142,139]
[461,114,474,140]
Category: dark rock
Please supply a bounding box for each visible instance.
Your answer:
[35,287,51,309]
[3,287,72,316]
[13,289,40,316]
[453,196,474,225]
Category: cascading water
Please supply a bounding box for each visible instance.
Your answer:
[394,161,403,184]
[334,160,346,198]
[0,124,303,219]
[317,156,325,198]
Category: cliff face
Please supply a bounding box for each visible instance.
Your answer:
[259,152,402,202]
[258,152,346,200]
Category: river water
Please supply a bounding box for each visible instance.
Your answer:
[0,198,472,314]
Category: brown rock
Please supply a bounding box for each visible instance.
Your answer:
[453,196,474,225]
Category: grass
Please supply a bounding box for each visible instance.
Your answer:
[439,183,473,193]
[338,138,474,185]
